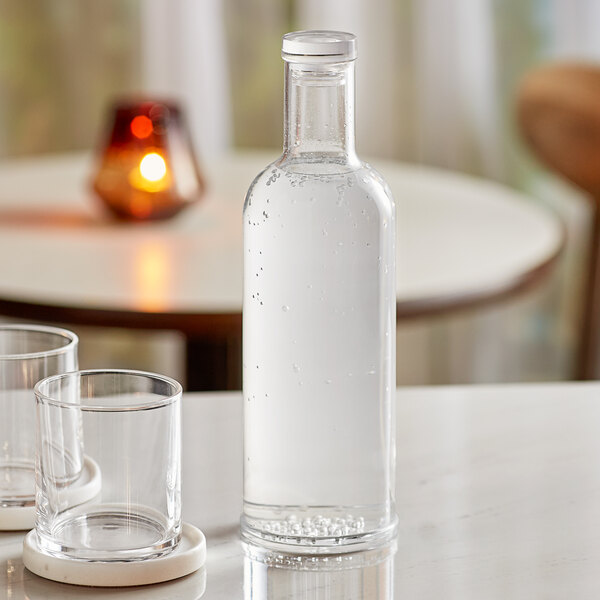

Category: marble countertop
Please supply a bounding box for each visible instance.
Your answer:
[3,382,600,598]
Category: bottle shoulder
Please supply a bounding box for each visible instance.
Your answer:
[244,158,395,217]
[243,159,280,212]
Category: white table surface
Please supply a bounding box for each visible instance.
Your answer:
[0,151,563,318]
[3,382,600,598]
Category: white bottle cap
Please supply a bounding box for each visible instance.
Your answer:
[282,30,357,63]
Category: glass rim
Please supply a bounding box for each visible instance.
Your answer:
[0,324,78,360]
[34,368,182,412]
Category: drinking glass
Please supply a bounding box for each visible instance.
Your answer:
[34,369,182,561]
[0,325,78,508]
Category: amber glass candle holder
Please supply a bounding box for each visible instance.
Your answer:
[92,100,204,221]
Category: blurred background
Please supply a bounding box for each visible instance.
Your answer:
[0,0,597,386]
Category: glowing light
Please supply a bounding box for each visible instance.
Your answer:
[128,150,170,193]
[139,153,167,182]
[130,115,153,139]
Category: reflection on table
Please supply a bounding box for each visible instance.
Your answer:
[243,541,395,600]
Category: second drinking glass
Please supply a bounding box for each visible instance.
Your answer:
[0,325,78,530]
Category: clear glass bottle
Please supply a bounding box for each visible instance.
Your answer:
[242,30,396,552]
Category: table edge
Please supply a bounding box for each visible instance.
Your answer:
[0,232,563,333]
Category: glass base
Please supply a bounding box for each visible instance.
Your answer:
[241,504,398,555]
[0,461,35,506]
[38,504,180,562]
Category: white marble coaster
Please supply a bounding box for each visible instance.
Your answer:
[23,522,206,587]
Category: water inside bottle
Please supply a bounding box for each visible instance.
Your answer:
[242,163,396,549]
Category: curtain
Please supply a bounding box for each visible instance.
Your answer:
[2,1,600,381]
[141,0,232,156]
[0,1,141,157]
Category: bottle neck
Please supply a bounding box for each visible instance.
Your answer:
[283,61,359,166]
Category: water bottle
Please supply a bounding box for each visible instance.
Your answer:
[242,30,397,552]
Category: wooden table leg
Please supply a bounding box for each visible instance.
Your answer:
[576,202,600,379]
[185,333,242,391]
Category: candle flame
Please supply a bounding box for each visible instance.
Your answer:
[139,152,167,182]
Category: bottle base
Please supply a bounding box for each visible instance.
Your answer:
[240,508,398,555]
[243,536,397,570]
